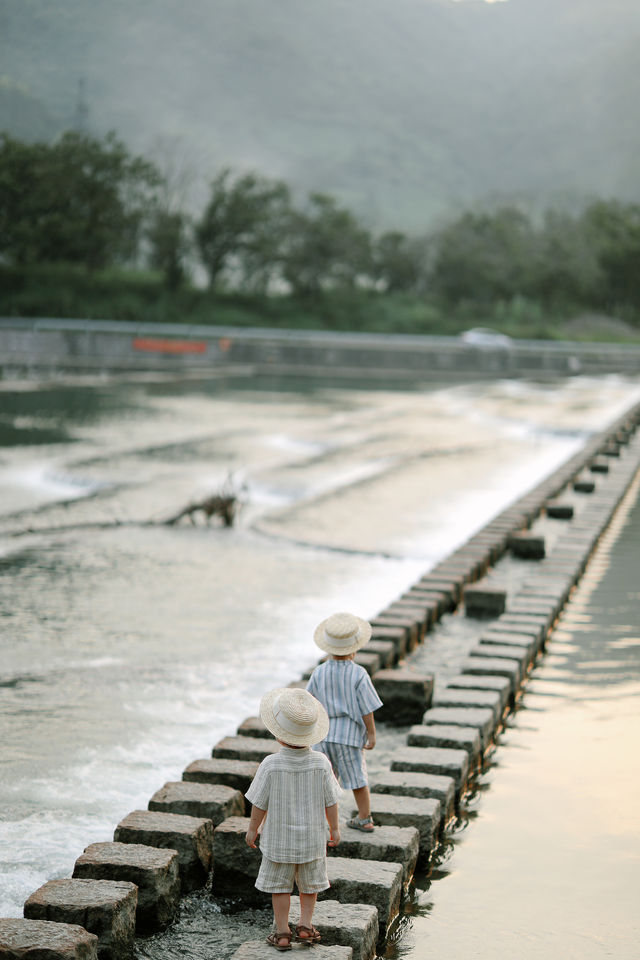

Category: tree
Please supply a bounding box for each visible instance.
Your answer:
[147,209,190,289]
[581,201,640,314]
[372,230,423,293]
[0,131,161,269]
[195,169,291,290]
[282,193,373,297]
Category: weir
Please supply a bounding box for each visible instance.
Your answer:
[2,391,640,958]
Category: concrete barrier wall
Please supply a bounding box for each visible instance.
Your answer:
[6,394,640,960]
[3,317,640,380]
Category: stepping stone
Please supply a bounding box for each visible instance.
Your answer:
[372,670,434,725]
[546,500,574,519]
[211,736,279,763]
[322,858,403,929]
[383,601,432,635]
[354,650,382,676]
[289,897,377,960]
[329,823,419,883]
[148,781,244,824]
[460,657,521,695]
[420,704,496,747]
[361,638,396,667]
[370,770,455,824]
[370,615,420,651]
[415,574,463,605]
[508,532,545,559]
[407,725,481,765]
[355,794,441,861]
[113,810,213,893]
[479,632,538,662]
[232,942,353,960]
[468,645,529,681]
[401,588,449,616]
[485,619,545,645]
[236,716,271,738]
[391,746,469,798]
[463,586,506,619]
[433,687,502,723]
[73,842,179,933]
[370,624,408,659]
[24,879,136,960]
[445,674,512,711]
[182,757,259,793]
[0,918,98,960]
[211,816,260,898]
[573,476,596,493]
[589,458,609,473]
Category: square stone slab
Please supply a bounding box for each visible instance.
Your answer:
[370,625,408,659]
[391,746,469,798]
[370,615,419,651]
[370,770,455,825]
[479,633,537,663]
[113,810,213,893]
[464,586,506,619]
[289,897,377,960]
[329,823,419,883]
[148,780,244,824]
[468,645,529,681]
[210,816,259,898]
[433,688,502,724]
[212,736,280,763]
[73,841,179,933]
[23,879,137,960]
[361,638,396,668]
[408,724,481,765]
[420,706,496,748]
[232,943,353,960]
[236,716,272,739]
[460,657,521,695]
[0,918,99,960]
[355,794,441,861]
[323,858,403,929]
[445,674,512,711]
[372,670,434,726]
[182,757,259,793]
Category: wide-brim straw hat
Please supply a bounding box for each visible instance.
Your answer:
[313,611,372,656]
[260,687,330,747]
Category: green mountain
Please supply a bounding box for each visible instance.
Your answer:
[2,0,639,232]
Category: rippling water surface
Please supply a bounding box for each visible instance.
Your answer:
[1,372,639,955]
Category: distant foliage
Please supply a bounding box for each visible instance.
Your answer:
[1,130,639,328]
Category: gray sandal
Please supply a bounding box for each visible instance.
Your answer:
[346,815,375,832]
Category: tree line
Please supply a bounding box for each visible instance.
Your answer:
[1,130,639,323]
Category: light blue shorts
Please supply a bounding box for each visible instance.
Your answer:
[314,741,367,790]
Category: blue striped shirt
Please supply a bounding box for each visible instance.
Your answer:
[306,659,383,748]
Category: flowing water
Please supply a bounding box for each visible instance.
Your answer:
[1,371,639,955]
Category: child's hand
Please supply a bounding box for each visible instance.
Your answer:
[364,735,376,750]
[328,828,341,848]
[245,827,259,849]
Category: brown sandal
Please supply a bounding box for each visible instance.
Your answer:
[294,924,322,944]
[266,931,292,951]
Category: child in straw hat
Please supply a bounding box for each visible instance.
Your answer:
[306,611,383,832]
[245,686,341,951]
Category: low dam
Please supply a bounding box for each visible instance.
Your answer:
[3,316,640,381]
[2,375,639,959]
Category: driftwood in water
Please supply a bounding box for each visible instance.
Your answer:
[164,493,238,528]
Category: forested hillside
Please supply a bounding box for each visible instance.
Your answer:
[1,0,639,231]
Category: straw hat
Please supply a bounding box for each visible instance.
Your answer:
[260,687,329,747]
[313,611,372,656]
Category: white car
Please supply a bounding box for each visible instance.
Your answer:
[459,327,513,348]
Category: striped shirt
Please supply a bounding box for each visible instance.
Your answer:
[245,746,340,863]
[306,659,383,748]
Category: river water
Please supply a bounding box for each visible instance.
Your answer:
[1,371,639,953]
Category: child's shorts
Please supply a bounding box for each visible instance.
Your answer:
[256,855,329,894]
[314,741,367,790]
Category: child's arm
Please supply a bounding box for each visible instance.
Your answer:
[245,804,267,849]
[362,711,376,750]
[325,802,341,847]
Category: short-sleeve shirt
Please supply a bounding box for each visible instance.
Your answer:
[245,746,340,863]
[306,659,383,748]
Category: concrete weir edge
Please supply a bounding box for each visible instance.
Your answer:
[3,397,640,960]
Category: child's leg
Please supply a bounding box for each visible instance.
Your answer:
[272,893,291,942]
[298,892,318,937]
[352,784,372,820]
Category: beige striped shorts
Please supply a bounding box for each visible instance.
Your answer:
[256,855,330,894]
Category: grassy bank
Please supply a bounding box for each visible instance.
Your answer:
[1,264,639,343]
